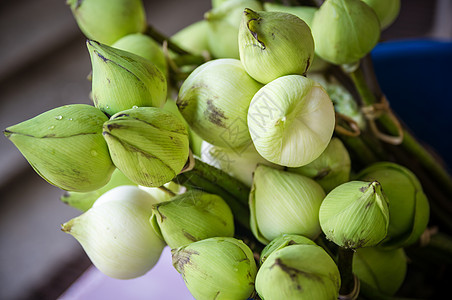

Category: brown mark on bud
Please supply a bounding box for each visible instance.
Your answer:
[205,99,227,127]
[172,248,200,274]
[271,258,322,290]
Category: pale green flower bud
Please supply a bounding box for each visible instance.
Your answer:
[362,0,401,30]
[256,244,341,300]
[357,162,430,248]
[4,104,114,192]
[171,20,210,56]
[260,234,317,264]
[67,0,146,45]
[311,0,380,65]
[238,9,314,84]
[177,58,263,150]
[172,237,257,300]
[139,181,185,203]
[204,0,263,59]
[200,141,282,187]
[247,75,335,167]
[102,107,190,187]
[61,186,165,279]
[87,40,167,116]
[263,3,330,72]
[250,165,326,244]
[150,190,234,248]
[61,168,136,211]
[111,33,167,76]
[353,247,407,296]
[319,181,390,249]
[289,137,351,193]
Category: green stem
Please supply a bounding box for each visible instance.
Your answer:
[175,158,251,229]
[144,24,192,56]
[349,65,452,197]
[338,247,355,295]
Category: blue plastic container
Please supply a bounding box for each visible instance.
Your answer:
[371,39,452,170]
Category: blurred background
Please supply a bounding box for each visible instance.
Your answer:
[0,0,450,299]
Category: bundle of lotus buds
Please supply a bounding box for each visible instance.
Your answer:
[5,0,452,299]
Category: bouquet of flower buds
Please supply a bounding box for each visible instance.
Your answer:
[5,0,452,299]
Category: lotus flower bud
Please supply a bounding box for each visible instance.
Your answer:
[309,73,366,129]
[250,165,325,244]
[247,75,335,167]
[260,234,317,264]
[150,190,234,248]
[61,186,165,279]
[319,181,390,249]
[353,247,407,296]
[311,0,380,65]
[262,3,328,72]
[288,137,351,193]
[4,104,114,192]
[102,107,190,187]
[172,237,257,300]
[204,0,263,58]
[61,168,136,211]
[200,141,282,187]
[177,58,263,150]
[238,9,315,84]
[139,181,184,203]
[87,40,167,116]
[256,244,341,300]
[171,20,210,56]
[357,162,429,248]
[362,0,401,30]
[67,0,146,45]
[111,33,167,76]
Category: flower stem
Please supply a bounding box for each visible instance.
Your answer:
[337,247,356,296]
[175,158,251,229]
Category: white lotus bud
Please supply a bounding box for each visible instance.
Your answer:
[61,186,165,279]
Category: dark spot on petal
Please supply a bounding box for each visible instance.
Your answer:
[205,99,228,128]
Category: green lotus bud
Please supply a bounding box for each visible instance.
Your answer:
[353,247,407,296]
[139,181,185,203]
[247,75,335,167]
[172,237,257,300]
[309,72,366,129]
[87,40,167,116]
[61,168,136,211]
[163,99,204,157]
[67,0,146,45]
[111,33,167,76]
[103,107,190,187]
[288,137,351,193]
[238,9,315,84]
[150,190,234,248]
[357,162,430,248]
[61,186,165,279]
[171,20,210,56]
[262,3,329,72]
[177,58,263,150]
[311,0,380,65]
[250,165,325,244]
[201,141,282,187]
[204,0,263,59]
[260,234,317,264]
[256,244,341,300]
[362,0,401,30]
[319,181,390,249]
[4,104,114,192]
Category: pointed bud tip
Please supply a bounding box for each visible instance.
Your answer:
[61,221,73,233]
[3,129,12,138]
